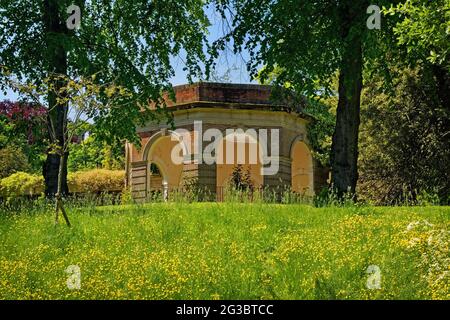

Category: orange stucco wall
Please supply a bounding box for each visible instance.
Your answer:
[216,134,263,188]
[291,141,313,195]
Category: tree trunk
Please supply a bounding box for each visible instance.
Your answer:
[44,153,69,196]
[55,153,71,227]
[330,3,364,198]
[42,0,69,197]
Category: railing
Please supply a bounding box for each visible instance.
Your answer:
[146,185,313,204]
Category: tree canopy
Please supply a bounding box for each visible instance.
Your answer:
[0,0,209,143]
[208,0,449,198]
[0,0,210,196]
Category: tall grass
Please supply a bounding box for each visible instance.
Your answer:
[0,200,448,300]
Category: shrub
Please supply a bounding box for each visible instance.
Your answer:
[230,165,254,191]
[0,172,44,199]
[120,187,133,205]
[68,169,125,193]
[177,177,215,202]
[0,146,30,179]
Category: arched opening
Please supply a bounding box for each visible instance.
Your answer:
[291,140,314,196]
[149,163,164,190]
[146,135,184,192]
[216,131,263,191]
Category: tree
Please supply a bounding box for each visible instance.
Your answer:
[3,72,138,226]
[359,67,450,204]
[384,0,450,110]
[0,100,47,172]
[0,0,209,196]
[65,120,124,172]
[355,0,450,204]
[208,0,395,197]
[68,134,125,172]
[0,146,30,179]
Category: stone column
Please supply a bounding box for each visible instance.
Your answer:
[181,154,217,201]
[130,161,147,202]
[263,156,292,192]
[197,162,217,200]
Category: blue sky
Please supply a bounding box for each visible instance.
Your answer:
[0,5,254,102]
[171,4,253,85]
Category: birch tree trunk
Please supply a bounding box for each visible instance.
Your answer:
[55,152,71,227]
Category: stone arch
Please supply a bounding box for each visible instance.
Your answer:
[142,129,188,163]
[216,129,264,189]
[142,130,186,190]
[290,136,314,196]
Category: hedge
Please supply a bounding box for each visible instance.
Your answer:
[0,169,125,198]
[0,171,44,198]
[68,169,125,193]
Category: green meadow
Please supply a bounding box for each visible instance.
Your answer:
[0,203,448,300]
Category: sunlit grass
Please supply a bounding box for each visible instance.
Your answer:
[0,203,448,299]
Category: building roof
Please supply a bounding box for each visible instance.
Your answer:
[150,82,313,121]
[167,82,273,106]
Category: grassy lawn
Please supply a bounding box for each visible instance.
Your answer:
[0,203,448,300]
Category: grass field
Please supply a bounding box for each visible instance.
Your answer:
[0,202,448,300]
